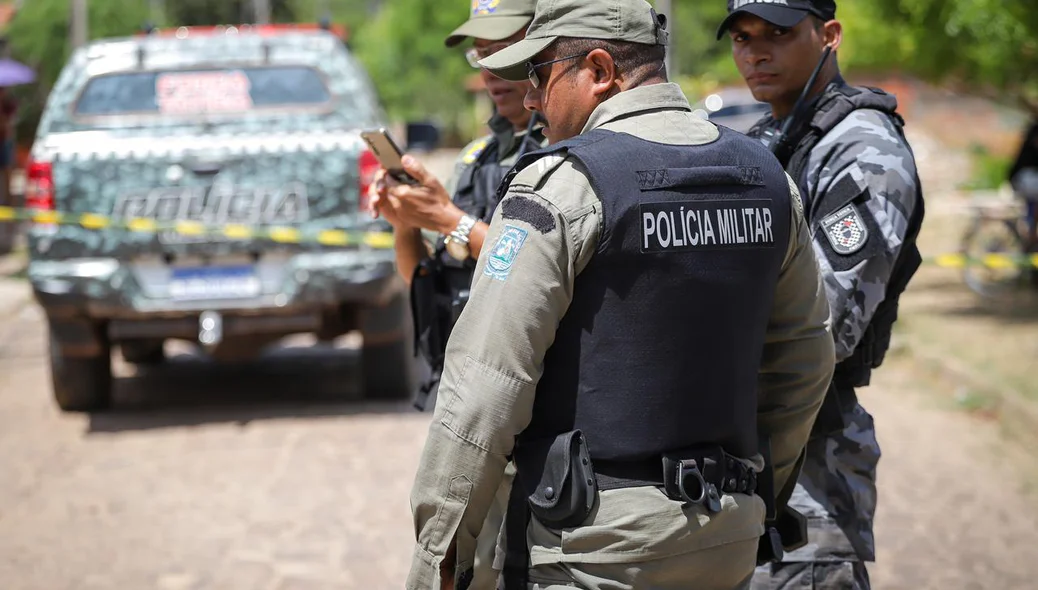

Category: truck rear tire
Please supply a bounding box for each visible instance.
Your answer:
[359,290,416,400]
[49,333,113,413]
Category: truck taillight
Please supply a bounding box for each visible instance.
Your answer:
[25,161,55,211]
[358,149,380,212]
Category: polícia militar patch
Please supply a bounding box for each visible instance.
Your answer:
[639,199,776,253]
[484,225,528,281]
[821,204,869,255]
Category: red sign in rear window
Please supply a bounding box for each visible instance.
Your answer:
[155,70,254,114]
[74,66,332,116]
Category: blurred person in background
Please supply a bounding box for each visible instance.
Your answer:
[718,1,925,588]
[0,87,16,254]
[369,0,546,413]
[368,1,546,587]
[1008,118,1038,255]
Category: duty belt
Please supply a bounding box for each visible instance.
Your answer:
[501,444,760,590]
[593,446,758,513]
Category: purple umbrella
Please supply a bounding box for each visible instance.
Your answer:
[0,58,36,87]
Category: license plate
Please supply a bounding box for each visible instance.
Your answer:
[169,265,261,300]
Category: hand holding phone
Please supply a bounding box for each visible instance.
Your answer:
[360,128,420,186]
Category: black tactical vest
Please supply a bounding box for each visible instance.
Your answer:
[748,84,925,391]
[409,125,545,411]
[504,128,792,462]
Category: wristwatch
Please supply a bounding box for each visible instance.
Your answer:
[444,214,478,261]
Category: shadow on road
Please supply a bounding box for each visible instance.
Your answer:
[940,299,1038,324]
[905,268,1038,325]
[86,344,426,435]
[927,285,1038,325]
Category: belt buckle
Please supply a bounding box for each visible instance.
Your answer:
[676,459,722,513]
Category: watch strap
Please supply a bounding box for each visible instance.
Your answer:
[449,214,478,244]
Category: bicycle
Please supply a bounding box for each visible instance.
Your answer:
[957,185,1038,299]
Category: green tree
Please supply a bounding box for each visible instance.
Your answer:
[662,0,916,99]
[350,0,475,138]
[167,0,303,26]
[664,0,740,97]
[3,0,373,143]
[868,0,1038,113]
[6,0,151,143]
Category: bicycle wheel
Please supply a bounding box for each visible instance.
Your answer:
[959,214,1027,299]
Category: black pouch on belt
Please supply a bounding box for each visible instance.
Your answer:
[513,430,597,529]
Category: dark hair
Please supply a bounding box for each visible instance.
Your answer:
[552,37,667,82]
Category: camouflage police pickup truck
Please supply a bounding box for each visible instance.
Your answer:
[23,24,416,412]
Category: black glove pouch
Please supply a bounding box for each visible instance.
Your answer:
[513,430,597,529]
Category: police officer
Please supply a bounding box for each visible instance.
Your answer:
[406,1,836,588]
[369,3,545,588]
[1008,119,1038,256]
[370,0,547,414]
[717,1,925,588]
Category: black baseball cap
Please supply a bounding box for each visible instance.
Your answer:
[716,0,837,40]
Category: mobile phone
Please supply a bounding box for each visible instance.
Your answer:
[360,128,420,185]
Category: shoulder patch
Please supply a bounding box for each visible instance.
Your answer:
[821,204,869,255]
[461,137,491,165]
[483,225,529,282]
[511,154,567,190]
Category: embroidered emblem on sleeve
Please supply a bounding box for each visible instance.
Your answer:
[483,225,529,281]
[821,204,869,255]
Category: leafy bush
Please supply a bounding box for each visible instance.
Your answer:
[963,143,1014,190]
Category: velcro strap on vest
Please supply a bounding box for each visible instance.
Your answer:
[593,446,757,498]
[812,85,898,134]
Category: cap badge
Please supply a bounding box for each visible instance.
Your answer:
[472,0,501,16]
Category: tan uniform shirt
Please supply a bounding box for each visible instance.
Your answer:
[407,82,834,589]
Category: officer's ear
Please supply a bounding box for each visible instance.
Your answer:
[585,48,618,97]
[821,19,843,51]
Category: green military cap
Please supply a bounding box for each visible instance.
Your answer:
[444,0,538,48]
[478,0,669,81]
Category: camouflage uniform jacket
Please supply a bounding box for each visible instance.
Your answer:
[748,79,922,567]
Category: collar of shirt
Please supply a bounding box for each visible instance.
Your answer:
[489,110,546,161]
[488,111,518,160]
[771,74,849,129]
[580,82,692,134]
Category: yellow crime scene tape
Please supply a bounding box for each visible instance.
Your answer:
[0,205,396,249]
[925,252,1038,270]
[1,205,1036,269]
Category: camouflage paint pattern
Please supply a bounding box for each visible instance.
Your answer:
[748,101,921,590]
[27,29,399,319]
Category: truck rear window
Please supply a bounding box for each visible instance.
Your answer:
[74,66,331,116]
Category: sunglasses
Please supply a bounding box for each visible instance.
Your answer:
[465,43,511,68]
[526,53,588,88]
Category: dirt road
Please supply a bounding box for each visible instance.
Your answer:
[3,123,1038,589]
[0,286,1036,589]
